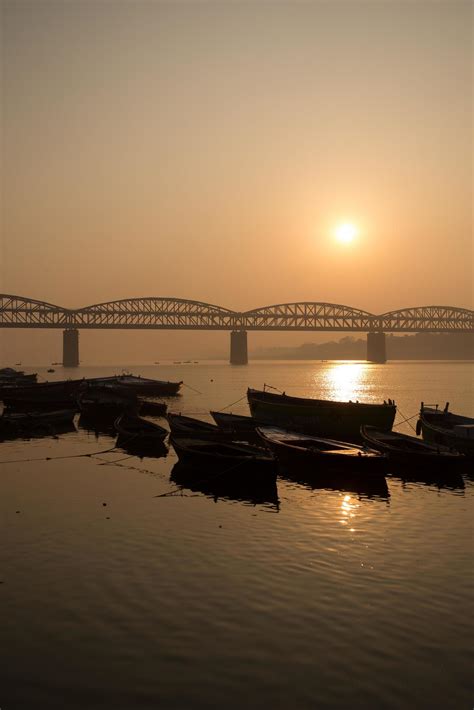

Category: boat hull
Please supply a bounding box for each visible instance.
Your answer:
[418,407,474,457]
[361,425,468,470]
[171,436,276,486]
[258,426,388,480]
[248,388,396,442]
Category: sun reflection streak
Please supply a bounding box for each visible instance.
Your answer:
[321,362,370,402]
[339,494,359,529]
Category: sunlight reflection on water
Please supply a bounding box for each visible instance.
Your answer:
[320,361,369,401]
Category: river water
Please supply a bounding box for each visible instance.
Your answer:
[1,360,473,709]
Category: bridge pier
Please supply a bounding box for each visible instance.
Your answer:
[230,330,248,365]
[367,332,386,363]
[63,329,79,367]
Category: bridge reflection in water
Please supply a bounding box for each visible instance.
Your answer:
[0,295,472,366]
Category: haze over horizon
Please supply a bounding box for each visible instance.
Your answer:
[1,0,472,362]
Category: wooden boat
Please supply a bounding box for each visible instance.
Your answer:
[115,413,168,448]
[417,403,474,457]
[170,436,276,484]
[138,399,167,417]
[360,425,467,467]
[0,408,76,439]
[0,368,37,385]
[0,379,83,410]
[78,386,138,419]
[210,410,257,434]
[247,388,396,442]
[167,413,220,436]
[257,426,387,477]
[90,375,182,396]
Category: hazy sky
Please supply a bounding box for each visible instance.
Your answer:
[0,0,472,361]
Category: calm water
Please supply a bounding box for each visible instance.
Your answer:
[1,361,473,709]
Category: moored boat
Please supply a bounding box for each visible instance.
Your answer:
[138,399,167,417]
[247,388,396,442]
[115,413,168,452]
[0,379,83,410]
[211,410,260,441]
[360,425,467,468]
[0,408,76,439]
[0,367,37,386]
[170,436,276,485]
[91,375,182,396]
[257,426,387,477]
[78,386,138,420]
[417,403,474,457]
[167,413,219,436]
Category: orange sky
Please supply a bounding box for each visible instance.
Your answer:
[0,1,472,362]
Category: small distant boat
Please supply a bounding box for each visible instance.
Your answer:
[248,388,396,442]
[167,413,220,436]
[361,425,467,467]
[417,403,474,456]
[257,426,387,477]
[47,368,55,373]
[171,436,276,484]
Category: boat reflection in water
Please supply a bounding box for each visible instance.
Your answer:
[277,462,390,500]
[115,435,169,460]
[170,462,280,508]
[387,467,465,492]
[77,414,117,439]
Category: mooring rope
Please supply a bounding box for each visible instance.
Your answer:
[392,410,419,432]
[217,394,248,412]
[182,383,203,395]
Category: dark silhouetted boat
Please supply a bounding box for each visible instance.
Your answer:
[0,367,37,386]
[115,413,168,454]
[138,399,167,417]
[78,386,138,420]
[0,379,83,410]
[170,436,276,485]
[95,375,182,396]
[417,403,474,457]
[257,426,387,477]
[247,387,396,442]
[211,411,260,441]
[167,413,220,436]
[361,425,467,469]
[0,408,76,439]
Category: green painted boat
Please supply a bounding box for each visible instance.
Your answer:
[247,388,396,442]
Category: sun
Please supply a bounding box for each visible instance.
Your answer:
[335,222,358,244]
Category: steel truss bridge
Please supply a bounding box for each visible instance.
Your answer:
[1,295,472,364]
[0,295,472,331]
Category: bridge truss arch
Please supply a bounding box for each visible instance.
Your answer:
[378,305,474,332]
[239,302,377,331]
[72,297,239,329]
[0,294,73,327]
